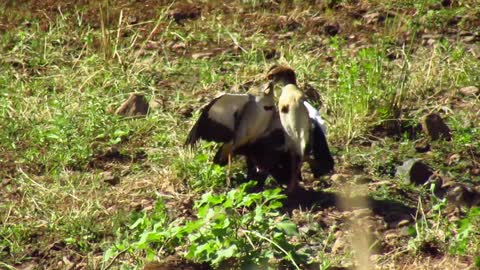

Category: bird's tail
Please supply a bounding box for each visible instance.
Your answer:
[184,121,200,147]
[309,122,334,177]
[213,143,232,165]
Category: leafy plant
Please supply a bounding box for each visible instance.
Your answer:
[449,207,480,255]
[105,182,306,269]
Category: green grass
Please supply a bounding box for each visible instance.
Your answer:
[1,1,479,269]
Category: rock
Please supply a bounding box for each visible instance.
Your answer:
[441,0,452,6]
[115,93,149,117]
[191,51,215,59]
[172,42,186,50]
[127,16,138,24]
[353,175,371,184]
[149,98,163,110]
[178,107,193,118]
[422,113,451,141]
[414,139,431,153]
[384,232,399,241]
[323,22,339,36]
[332,231,347,254]
[448,153,461,165]
[169,4,201,24]
[352,208,372,218]
[445,183,480,208]
[396,159,434,185]
[425,174,446,198]
[331,173,349,182]
[363,12,382,24]
[397,219,410,227]
[459,86,479,96]
[462,35,476,43]
[100,171,120,186]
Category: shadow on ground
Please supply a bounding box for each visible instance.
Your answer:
[284,188,416,225]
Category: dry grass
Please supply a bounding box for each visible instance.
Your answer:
[0,0,479,269]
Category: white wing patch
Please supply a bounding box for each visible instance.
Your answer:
[207,94,250,131]
[303,101,327,135]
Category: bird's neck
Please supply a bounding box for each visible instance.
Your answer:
[282,84,303,95]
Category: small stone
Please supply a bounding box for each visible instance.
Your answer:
[396,159,434,185]
[448,154,461,165]
[445,184,480,208]
[384,232,399,241]
[323,23,339,36]
[397,219,410,227]
[178,106,193,118]
[331,173,349,182]
[352,208,372,218]
[115,93,149,117]
[100,171,120,186]
[192,51,214,59]
[149,98,163,110]
[363,12,381,24]
[422,113,451,141]
[353,175,371,184]
[414,139,431,153]
[332,232,347,254]
[172,42,186,50]
[462,35,476,43]
[441,0,452,6]
[459,86,479,96]
[127,16,138,24]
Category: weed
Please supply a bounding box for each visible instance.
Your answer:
[105,182,306,269]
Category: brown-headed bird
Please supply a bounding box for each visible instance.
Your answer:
[184,82,275,167]
[267,65,334,192]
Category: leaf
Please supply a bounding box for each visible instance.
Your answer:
[129,217,144,229]
[474,256,480,268]
[275,221,298,236]
[212,244,238,265]
[254,206,264,222]
[103,247,117,262]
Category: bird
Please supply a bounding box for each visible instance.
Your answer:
[266,65,334,192]
[234,111,293,186]
[184,81,276,168]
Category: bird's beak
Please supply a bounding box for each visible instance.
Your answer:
[262,81,273,95]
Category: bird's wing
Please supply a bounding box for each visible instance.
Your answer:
[303,100,327,135]
[308,121,334,176]
[184,93,250,146]
[234,111,293,184]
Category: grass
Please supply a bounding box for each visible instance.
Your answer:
[1,0,480,269]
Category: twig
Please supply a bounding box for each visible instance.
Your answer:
[0,262,17,270]
[241,229,301,270]
[102,249,128,270]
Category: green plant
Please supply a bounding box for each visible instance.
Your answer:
[449,207,480,255]
[105,182,306,269]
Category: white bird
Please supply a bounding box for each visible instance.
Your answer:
[267,65,334,192]
[184,82,275,167]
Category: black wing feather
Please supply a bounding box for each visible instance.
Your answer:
[309,121,334,177]
[184,95,235,147]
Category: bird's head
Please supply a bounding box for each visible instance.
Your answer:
[261,80,274,96]
[266,65,297,86]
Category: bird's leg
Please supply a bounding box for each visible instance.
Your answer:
[287,154,300,193]
[226,152,232,187]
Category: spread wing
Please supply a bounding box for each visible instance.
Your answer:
[184,93,251,147]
